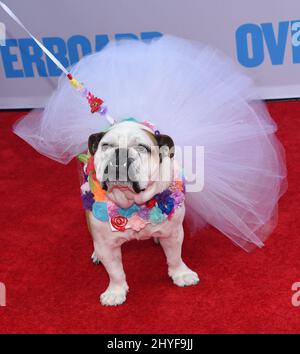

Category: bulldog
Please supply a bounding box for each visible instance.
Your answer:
[82,120,199,306]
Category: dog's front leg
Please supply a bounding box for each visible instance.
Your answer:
[93,241,128,306]
[159,225,200,287]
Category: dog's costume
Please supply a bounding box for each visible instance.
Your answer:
[1,2,287,251]
[79,151,185,232]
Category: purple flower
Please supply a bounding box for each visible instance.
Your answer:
[81,191,94,211]
[155,189,176,215]
[155,189,172,203]
[100,105,108,115]
[171,190,185,207]
[138,207,150,220]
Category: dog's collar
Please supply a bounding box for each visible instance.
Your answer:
[78,153,185,232]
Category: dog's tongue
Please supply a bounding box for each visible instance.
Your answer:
[111,188,134,208]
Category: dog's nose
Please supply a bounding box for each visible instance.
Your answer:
[109,148,128,168]
[108,148,135,181]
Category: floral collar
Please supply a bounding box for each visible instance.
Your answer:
[78,153,185,232]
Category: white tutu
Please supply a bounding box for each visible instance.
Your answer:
[13,35,287,251]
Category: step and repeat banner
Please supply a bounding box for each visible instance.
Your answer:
[0,0,300,108]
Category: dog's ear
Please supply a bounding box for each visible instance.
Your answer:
[88,132,106,155]
[156,134,175,160]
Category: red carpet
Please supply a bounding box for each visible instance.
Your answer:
[0,101,299,334]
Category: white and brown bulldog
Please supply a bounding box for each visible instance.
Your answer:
[81,120,199,306]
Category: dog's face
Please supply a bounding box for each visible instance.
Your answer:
[88,121,174,208]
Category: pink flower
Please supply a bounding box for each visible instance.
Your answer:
[128,214,147,232]
[107,203,119,218]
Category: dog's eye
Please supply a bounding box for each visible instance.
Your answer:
[101,143,112,151]
[135,144,150,153]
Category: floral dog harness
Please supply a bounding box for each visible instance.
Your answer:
[78,153,185,232]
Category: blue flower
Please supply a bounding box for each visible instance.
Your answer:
[118,204,140,218]
[149,206,166,224]
[92,202,109,221]
[81,191,94,211]
[158,197,174,215]
[155,189,175,215]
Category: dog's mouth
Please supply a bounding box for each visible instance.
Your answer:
[100,151,147,194]
[101,180,145,194]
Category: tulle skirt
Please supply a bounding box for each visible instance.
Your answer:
[13,35,287,251]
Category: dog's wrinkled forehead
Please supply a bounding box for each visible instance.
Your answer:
[88,121,154,155]
[88,121,174,157]
[102,121,155,147]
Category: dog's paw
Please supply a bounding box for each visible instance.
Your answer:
[91,251,101,265]
[100,285,128,306]
[169,265,200,287]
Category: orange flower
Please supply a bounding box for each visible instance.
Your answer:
[93,180,107,201]
[174,180,183,191]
